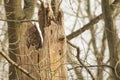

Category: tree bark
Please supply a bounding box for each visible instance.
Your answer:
[4,0,23,79]
[102,0,120,79]
[4,0,67,80]
[4,0,36,79]
[38,1,67,80]
[39,21,67,80]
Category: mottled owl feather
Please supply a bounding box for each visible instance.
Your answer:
[25,22,42,50]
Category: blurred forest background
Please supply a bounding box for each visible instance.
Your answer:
[0,0,120,80]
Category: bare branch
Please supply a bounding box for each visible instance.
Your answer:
[0,51,37,80]
[67,41,95,80]
[67,0,120,40]
[0,19,38,22]
[68,64,114,71]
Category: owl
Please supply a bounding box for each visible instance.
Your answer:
[25,22,42,50]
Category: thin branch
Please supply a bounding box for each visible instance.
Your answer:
[67,0,120,40]
[68,64,114,71]
[0,51,37,80]
[0,19,38,22]
[100,30,106,56]
[67,41,95,80]
[67,13,102,40]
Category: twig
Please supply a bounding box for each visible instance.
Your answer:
[0,51,37,80]
[115,60,120,79]
[68,64,114,71]
[67,41,95,80]
[67,0,120,40]
[0,19,38,22]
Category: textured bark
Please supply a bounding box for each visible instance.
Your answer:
[38,1,67,80]
[4,0,37,80]
[4,0,23,79]
[16,0,40,79]
[39,21,67,80]
[4,0,67,79]
[17,23,42,80]
[51,0,62,17]
[102,0,120,79]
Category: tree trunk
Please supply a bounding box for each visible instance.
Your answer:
[4,0,23,79]
[39,21,67,80]
[102,0,120,79]
[4,0,36,80]
[38,1,67,80]
[5,0,67,80]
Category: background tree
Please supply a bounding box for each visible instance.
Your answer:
[0,0,120,80]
